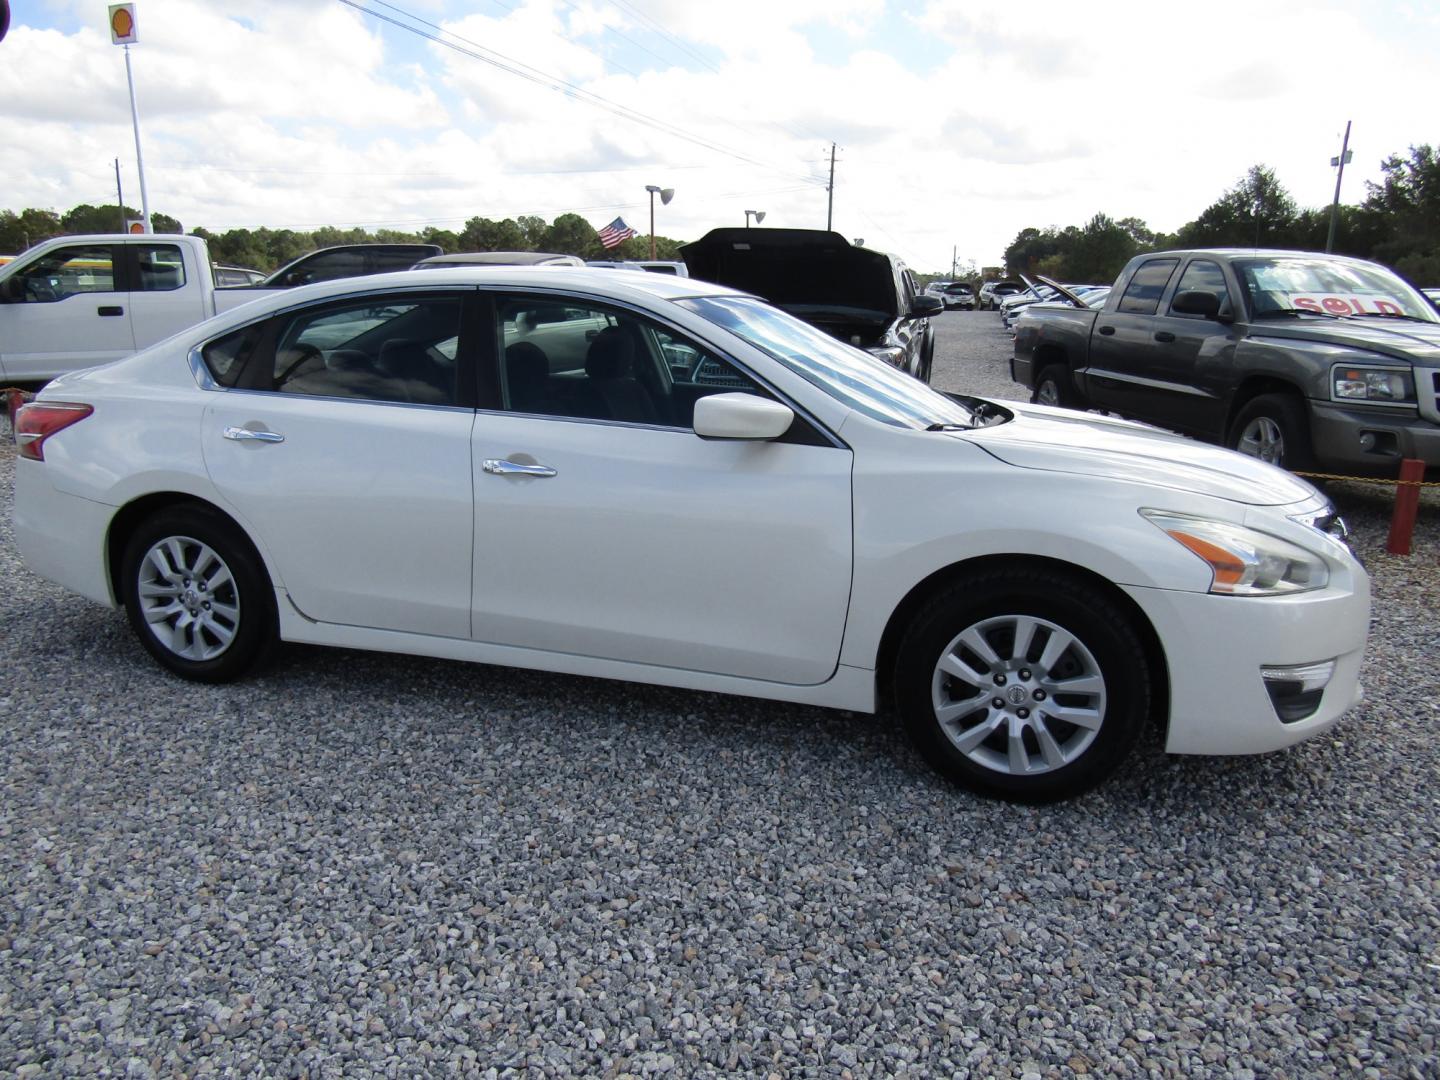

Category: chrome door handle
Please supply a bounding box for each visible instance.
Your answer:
[223,426,285,443]
[483,458,557,478]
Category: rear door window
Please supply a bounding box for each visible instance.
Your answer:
[1116,258,1180,315]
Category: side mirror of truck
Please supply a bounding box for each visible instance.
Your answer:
[1171,290,1225,320]
[908,294,944,320]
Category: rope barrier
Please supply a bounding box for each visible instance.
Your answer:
[1294,469,1440,489]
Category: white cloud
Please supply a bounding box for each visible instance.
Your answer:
[2,0,1436,271]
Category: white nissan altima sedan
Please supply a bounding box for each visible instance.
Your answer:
[13,267,1369,802]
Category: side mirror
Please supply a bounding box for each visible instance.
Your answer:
[693,392,794,440]
[1171,290,1222,319]
[908,294,943,319]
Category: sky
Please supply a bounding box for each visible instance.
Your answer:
[4,0,1437,273]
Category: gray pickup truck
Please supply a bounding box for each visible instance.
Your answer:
[1011,249,1440,474]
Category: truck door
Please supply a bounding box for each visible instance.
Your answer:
[1125,258,1239,438]
[1082,257,1181,424]
[125,241,211,350]
[0,242,133,381]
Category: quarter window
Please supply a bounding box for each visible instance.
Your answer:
[6,245,116,302]
[1117,258,1180,315]
[271,298,462,405]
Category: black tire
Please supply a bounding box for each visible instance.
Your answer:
[121,505,276,683]
[1031,363,1082,409]
[894,567,1150,803]
[1228,393,1313,471]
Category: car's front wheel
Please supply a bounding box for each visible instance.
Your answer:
[894,567,1150,802]
[121,506,276,683]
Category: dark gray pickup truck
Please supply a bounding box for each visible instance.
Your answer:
[1011,249,1440,474]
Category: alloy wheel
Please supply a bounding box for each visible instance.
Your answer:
[135,535,242,661]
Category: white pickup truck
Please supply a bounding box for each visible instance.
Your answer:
[0,234,439,383]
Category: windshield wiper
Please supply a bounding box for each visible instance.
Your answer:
[925,422,971,431]
[1252,308,1345,320]
[1348,311,1435,322]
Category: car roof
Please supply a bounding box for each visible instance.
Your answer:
[195,266,756,337]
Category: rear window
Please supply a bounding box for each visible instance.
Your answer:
[200,323,264,387]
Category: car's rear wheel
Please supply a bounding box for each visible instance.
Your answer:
[1032,363,1082,409]
[1229,393,1313,471]
[121,506,276,683]
[894,567,1150,802]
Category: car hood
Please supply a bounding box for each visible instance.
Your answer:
[957,403,1316,505]
[1252,317,1440,363]
[681,228,900,321]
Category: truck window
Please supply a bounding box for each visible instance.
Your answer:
[1116,258,1180,315]
[7,245,117,303]
[1168,260,1229,316]
[132,243,187,292]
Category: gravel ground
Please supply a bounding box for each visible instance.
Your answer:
[2,316,1438,1078]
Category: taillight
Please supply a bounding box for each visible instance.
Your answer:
[15,402,93,461]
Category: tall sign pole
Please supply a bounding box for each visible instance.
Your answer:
[110,5,152,233]
[114,158,126,232]
[1325,121,1353,254]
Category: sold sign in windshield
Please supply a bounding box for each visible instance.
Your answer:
[1285,293,1404,316]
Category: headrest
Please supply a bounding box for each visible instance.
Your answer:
[505,342,548,398]
[585,326,635,380]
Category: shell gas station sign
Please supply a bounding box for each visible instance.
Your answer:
[109,4,138,45]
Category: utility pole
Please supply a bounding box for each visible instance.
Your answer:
[952,246,957,279]
[114,158,126,232]
[1326,120,1353,254]
[826,142,836,231]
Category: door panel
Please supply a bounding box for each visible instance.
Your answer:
[0,244,133,380]
[202,396,476,638]
[470,414,853,684]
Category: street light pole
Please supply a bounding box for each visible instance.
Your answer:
[645,184,673,260]
[1326,120,1353,254]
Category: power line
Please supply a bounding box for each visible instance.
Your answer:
[338,0,822,186]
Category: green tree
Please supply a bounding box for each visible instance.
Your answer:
[1066,213,1137,284]
[459,216,526,251]
[544,213,601,258]
[60,203,183,234]
[1362,145,1440,282]
[516,215,548,250]
[0,208,64,252]
[421,228,462,254]
[1175,165,1298,249]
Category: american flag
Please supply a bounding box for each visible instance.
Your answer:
[597,217,637,250]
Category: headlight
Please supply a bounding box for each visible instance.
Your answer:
[1332,364,1414,403]
[1141,510,1329,595]
[868,345,906,368]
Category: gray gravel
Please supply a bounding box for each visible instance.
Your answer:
[2,314,1439,1077]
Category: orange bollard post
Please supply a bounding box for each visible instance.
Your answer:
[1386,458,1425,556]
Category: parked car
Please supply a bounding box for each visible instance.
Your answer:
[681,228,940,383]
[1011,251,1440,474]
[262,244,442,287]
[413,251,584,269]
[15,265,1368,803]
[212,264,267,287]
[587,260,689,276]
[0,235,442,383]
[1424,287,1440,312]
[940,282,976,310]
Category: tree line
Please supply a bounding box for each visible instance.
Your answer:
[0,206,685,270]
[1002,144,1439,287]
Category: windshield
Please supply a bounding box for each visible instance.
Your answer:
[1235,256,1437,321]
[678,295,978,428]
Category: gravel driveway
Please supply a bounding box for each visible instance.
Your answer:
[2,315,1438,1078]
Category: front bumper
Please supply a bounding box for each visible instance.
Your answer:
[1123,578,1369,755]
[1309,400,1440,473]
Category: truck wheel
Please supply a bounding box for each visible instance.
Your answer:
[894,567,1150,803]
[1229,394,1313,471]
[1032,364,1081,409]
